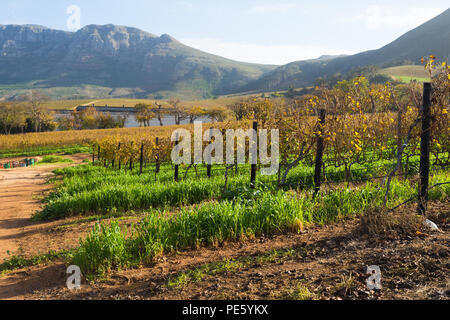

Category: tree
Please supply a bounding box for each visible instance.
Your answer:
[227,98,252,121]
[20,90,52,132]
[285,86,297,98]
[207,106,229,123]
[59,107,124,130]
[186,106,206,123]
[0,103,27,134]
[135,103,155,127]
[168,99,188,125]
[154,102,165,126]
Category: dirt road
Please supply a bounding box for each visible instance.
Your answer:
[0,154,89,262]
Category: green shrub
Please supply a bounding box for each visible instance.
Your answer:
[39,155,73,164]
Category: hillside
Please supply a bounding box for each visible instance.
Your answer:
[240,8,450,92]
[0,24,276,100]
[380,65,431,83]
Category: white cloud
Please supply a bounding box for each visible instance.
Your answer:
[248,3,300,14]
[175,1,195,13]
[181,38,356,65]
[339,5,443,30]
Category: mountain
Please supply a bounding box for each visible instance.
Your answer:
[240,8,450,92]
[1,8,449,100]
[0,24,276,99]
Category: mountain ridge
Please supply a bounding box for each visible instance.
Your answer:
[0,24,277,99]
[1,8,449,99]
[239,8,450,92]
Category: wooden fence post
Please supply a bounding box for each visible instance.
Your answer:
[118,143,121,170]
[174,134,179,182]
[139,143,144,175]
[418,82,432,215]
[129,142,134,171]
[250,121,258,189]
[155,137,160,174]
[396,108,403,176]
[97,145,101,161]
[314,109,326,195]
[207,128,213,178]
[92,145,95,165]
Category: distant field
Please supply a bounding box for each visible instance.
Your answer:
[40,97,248,111]
[13,89,307,112]
[0,82,118,102]
[380,65,431,83]
[391,75,431,83]
[43,100,93,110]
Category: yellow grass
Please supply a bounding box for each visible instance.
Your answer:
[37,100,92,110]
[0,124,192,151]
[34,97,249,111]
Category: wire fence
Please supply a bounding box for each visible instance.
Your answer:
[91,83,448,215]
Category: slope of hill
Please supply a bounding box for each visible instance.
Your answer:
[0,24,276,99]
[380,65,431,83]
[240,8,450,92]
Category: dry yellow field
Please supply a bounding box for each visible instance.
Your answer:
[39,97,251,111]
[0,124,188,151]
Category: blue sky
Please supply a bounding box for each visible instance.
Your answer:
[1,0,448,65]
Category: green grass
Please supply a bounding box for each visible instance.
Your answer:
[0,250,71,274]
[392,76,431,83]
[0,145,90,159]
[70,171,449,277]
[282,283,314,300]
[38,155,73,164]
[34,171,249,220]
[34,152,446,221]
[72,221,131,277]
[380,65,431,83]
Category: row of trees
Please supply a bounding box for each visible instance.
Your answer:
[57,107,126,130]
[1,97,231,135]
[134,99,229,127]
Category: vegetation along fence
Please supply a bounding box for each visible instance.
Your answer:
[91,80,448,215]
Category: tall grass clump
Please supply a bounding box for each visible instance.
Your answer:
[74,191,307,275]
[35,174,249,220]
[71,221,131,278]
[131,191,305,262]
[38,155,73,164]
